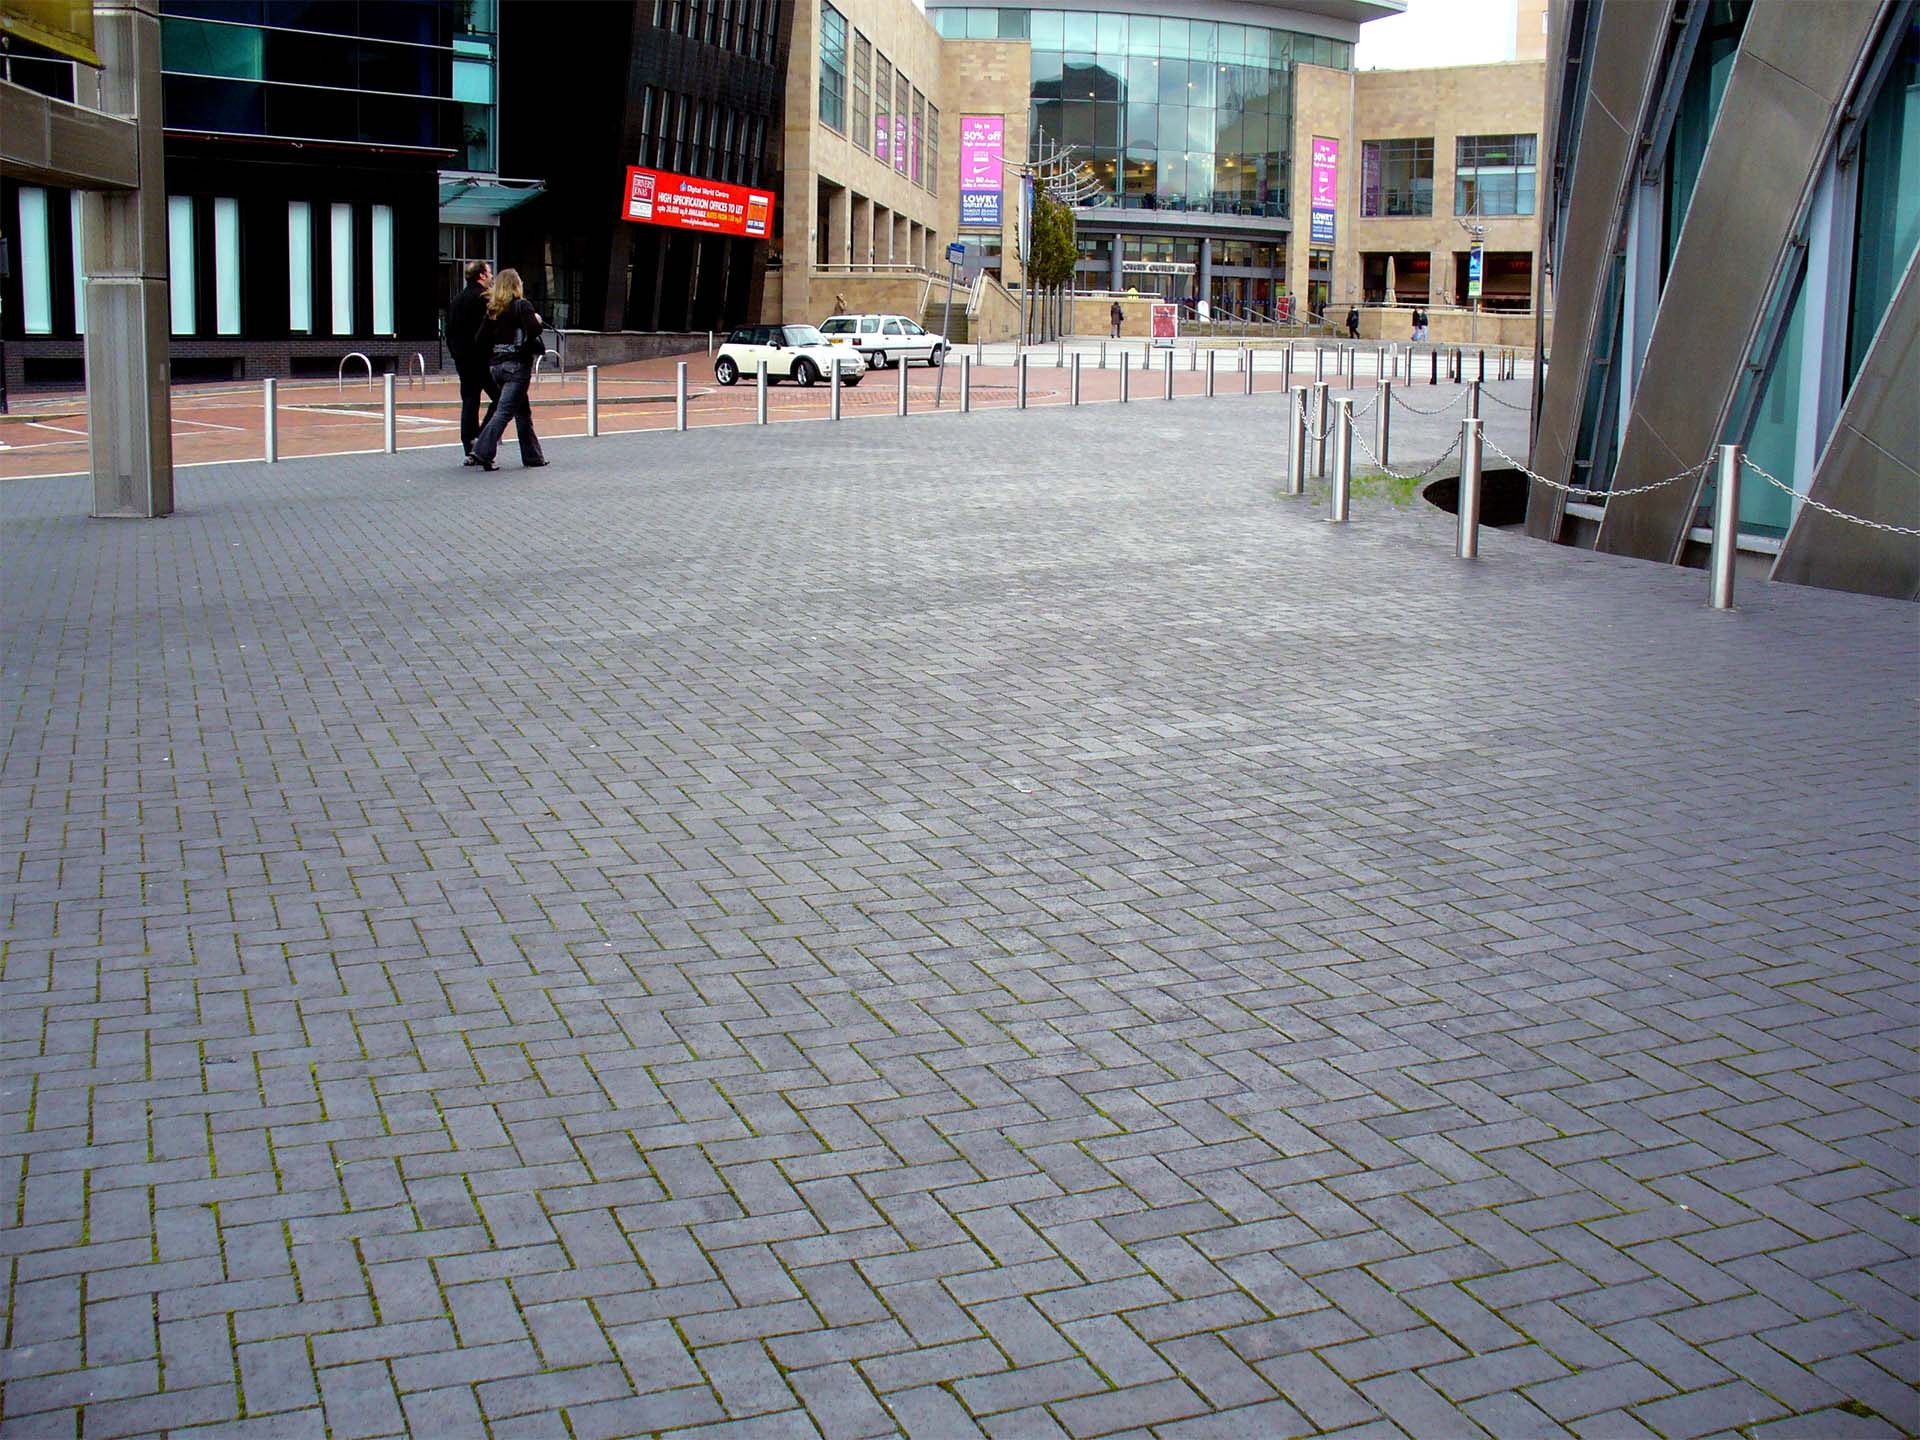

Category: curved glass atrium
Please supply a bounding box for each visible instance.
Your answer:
[930,8,1354,216]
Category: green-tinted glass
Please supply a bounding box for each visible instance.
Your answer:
[160,17,263,80]
[1096,13,1124,54]
[1127,16,1157,54]
[1846,25,1919,385]
[1030,9,1062,48]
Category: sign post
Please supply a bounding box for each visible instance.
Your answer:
[936,240,964,409]
[1149,302,1178,350]
[1467,242,1484,344]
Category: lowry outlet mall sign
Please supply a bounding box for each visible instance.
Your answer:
[621,166,775,239]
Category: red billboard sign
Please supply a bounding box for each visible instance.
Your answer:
[620,166,775,239]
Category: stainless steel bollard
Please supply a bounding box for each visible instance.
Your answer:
[1057,339,1065,368]
[1070,352,1082,405]
[831,358,843,420]
[1710,443,1742,609]
[1099,340,1108,370]
[1329,398,1353,523]
[1467,380,1480,421]
[1458,418,1483,559]
[1315,346,1326,383]
[976,341,985,367]
[1377,380,1392,468]
[1120,350,1130,403]
[675,362,688,431]
[1163,348,1174,400]
[961,353,973,412]
[586,364,600,436]
[383,372,397,454]
[897,358,909,416]
[757,360,769,424]
[1313,381,1330,478]
[1245,348,1255,395]
[1205,349,1216,397]
[1017,353,1028,409]
[1375,347,1384,384]
[1286,387,1307,496]
[263,378,278,463]
[1189,343,1198,372]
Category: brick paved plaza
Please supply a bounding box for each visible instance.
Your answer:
[2,394,1916,1439]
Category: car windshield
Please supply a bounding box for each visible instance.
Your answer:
[784,326,826,346]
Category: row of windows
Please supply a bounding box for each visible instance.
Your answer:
[1360,134,1539,218]
[1037,54,1291,113]
[162,1,494,48]
[652,0,781,61]
[820,6,939,195]
[637,87,768,186]
[13,188,396,338]
[932,8,1352,71]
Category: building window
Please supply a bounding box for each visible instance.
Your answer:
[214,196,242,334]
[71,192,86,334]
[927,103,940,196]
[895,70,909,173]
[912,89,925,186]
[852,32,871,154]
[371,203,394,335]
[168,195,197,335]
[1846,17,1919,387]
[875,55,892,162]
[1360,137,1434,217]
[17,187,54,335]
[330,201,353,335]
[288,201,313,333]
[1455,134,1537,216]
[820,3,847,133]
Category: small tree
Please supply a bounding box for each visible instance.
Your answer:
[1027,190,1078,339]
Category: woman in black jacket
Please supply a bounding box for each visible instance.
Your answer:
[468,267,548,471]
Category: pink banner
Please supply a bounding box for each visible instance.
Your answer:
[1309,136,1338,245]
[960,115,1004,226]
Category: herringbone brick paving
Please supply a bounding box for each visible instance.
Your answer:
[1,391,1915,1439]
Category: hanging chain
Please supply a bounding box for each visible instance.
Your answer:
[1480,388,1531,411]
[1479,435,1711,500]
[1742,456,1920,538]
[1351,426,1465,483]
[1391,389,1467,417]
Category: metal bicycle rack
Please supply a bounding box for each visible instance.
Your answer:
[408,353,427,388]
[337,352,372,393]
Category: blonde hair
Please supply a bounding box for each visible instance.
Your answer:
[485,267,524,320]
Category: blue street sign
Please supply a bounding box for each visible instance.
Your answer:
[948,241,966,265]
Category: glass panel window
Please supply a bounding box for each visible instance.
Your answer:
[1031,9,1062,48]
[168,195,196,335]
[895,71,909,172]
[330,201,353,335]
[453,36,492,103]
[1846,18,1919,385]
[912,89,925,185]
[18,187,53,335]
[71,192,86,335]
[965,8,995,39]
[852,31,871,154]
[1664,2,1752,280]
[214,196,241,334]
[371,203,394,335]
[1360,137,1434,217]
[875,56,892,161]
[160,17,264,79]
[1455,133,1536,216]
[820,3,847,133]
[927,102,940,195]
[288,200,312,333]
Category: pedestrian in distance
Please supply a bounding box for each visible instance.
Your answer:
[468,267,548,472]
[1412,307,1429,343]
[448,259,501,459]
[1110,300,1123,338]
[1345,306,1360,340]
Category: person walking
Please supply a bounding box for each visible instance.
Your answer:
[1412,306,1429,343]
[448,259,500,459]
[1109,300,1123,338]
[468,267,548,472]
[1345,306,1360,340]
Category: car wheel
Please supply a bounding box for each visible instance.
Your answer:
[793,358,818,387]
[926,346,944,368]
[714,356,739,386]
[869,351,888,370]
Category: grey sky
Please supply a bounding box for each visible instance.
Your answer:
[1356,0,1519,70]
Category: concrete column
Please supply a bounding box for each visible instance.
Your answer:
[826,184,851,268]
[895,213,910,267]
[1199,237,1213,313]
[1109,235,1123,291]
[79,0,173,518]
[852,194,872,266]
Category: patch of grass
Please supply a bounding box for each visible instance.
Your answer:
[1300,471,1425,508]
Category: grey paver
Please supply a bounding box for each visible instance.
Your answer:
[1,395,1915,1439]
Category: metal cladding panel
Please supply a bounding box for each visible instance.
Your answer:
[1596,0,1881,561]
[1773,253,1920,600]
[1525,0,1671,541]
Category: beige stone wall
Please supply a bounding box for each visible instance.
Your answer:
[780,1,1029,323]
[1288,63,1354,315]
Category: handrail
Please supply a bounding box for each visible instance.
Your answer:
[408,352,427,389]
[337,352,372,393]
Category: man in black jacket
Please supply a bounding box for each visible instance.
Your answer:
[447,260,500,457]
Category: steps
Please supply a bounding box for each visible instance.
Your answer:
[923,304,969,344]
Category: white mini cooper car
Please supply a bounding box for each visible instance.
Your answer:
[817,314,949,369]
[713,324,865,387]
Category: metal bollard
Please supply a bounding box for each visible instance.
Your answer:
[976,341,985,367]
[1017,352,1029,409]
[1477,349,1486,383]
[1163,348,1174,400]
[1329,398,1353,523]
[1467,380,1480,421]
[707,329,714,356]
[263,378,278,462]
[1375,347,1384,385]
[383,372,397,453]
[1315,346,1326,383]
[1710,443,1742,609]
[675,362,688,431]
[586,364,600,436]
[897,358,909,416]
[757,360,769,424]
[1057,339,1065,368]
[1120,351,1130,403]
[1206,348,1216,397]
[1189,342,1198,372]
[1245,347,1255,395]
[1284,343,1294,379]
[1286,387,1307,496]
[1071,351,1082,405]
[831,358,843,420]
[1430,348,1439,386]
[1376,380,1392,468]
[961,353,973,412]
[1458,418,1483,558]
[1313,381,1330,478]
[1099,340,1108,370]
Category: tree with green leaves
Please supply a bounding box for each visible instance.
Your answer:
[1025,189,1078,341]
